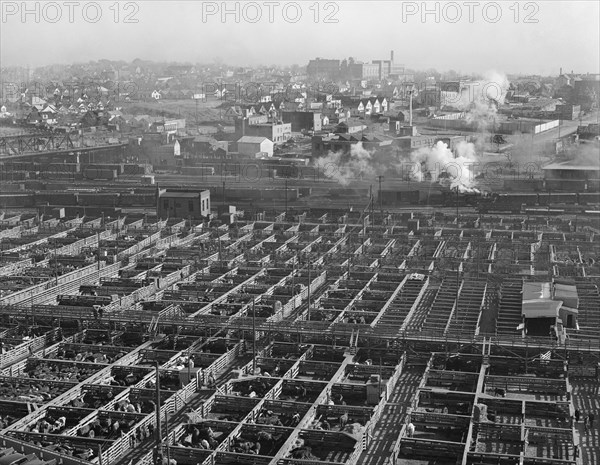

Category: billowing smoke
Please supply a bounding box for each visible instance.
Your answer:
[315,142,378,186]
[452,70,510,110]
[410,140,480,193]
[571,142,600,167]
[453,70,510,145]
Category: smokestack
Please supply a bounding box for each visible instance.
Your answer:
[390,50,394,63]
[409,91,413,126]
[560,67,562,76]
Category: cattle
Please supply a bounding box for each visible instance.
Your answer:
[339,412,348,429]
[493,388,506,397]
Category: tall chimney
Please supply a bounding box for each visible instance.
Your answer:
[390,50,394,63]
[560,67,562,76]
[409,92,413,126]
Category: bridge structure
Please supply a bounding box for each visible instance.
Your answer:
[0,132,128,162]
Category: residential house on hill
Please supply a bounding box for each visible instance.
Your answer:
[40,105,58,125]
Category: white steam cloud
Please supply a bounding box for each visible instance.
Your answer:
[410,141,479,193]
[453,70,511,138]
[315,142,377,186]
[315,71,510,191]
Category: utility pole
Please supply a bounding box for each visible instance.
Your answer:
[155,361,162,462]
[97,232,101,271]
[285,177,288,220]
[307,253,311,321]
[369,185,373,226]
[409,90,413,126]
[456,186,459,225]
[187,347,192,385]
[378,175,384,224]
[252,300,257,375]
[164,407,170,464]
[455,258,460,323]
[53,239,58,286]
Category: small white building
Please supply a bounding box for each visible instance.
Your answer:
[237,136,274,157]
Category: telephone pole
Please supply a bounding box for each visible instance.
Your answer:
[252,300,257,375]
[369,185,373,226]
[378,175,384,223]
[456,186,459,225]
[155,361,162,461]
[307,253,311,321]
[222,180,226,208]
[284,177,288,219]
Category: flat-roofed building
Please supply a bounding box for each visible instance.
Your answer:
[157,189,210,219]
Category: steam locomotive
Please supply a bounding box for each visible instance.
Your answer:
[438,188,599,215]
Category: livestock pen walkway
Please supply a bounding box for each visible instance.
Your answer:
[358,367,424,465]
[571,378,600,465]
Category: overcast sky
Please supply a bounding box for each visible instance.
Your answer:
[1,1,598,75]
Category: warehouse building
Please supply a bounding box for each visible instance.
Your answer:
[237,136,274,157]
[157,188,211,219]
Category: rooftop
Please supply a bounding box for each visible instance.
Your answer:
[542,161,600,171]
[237,136,271,144]
[159,192,201,199]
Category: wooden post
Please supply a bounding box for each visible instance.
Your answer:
[155,361,162,453]
[307,253,311,322]
[252,300,257,375]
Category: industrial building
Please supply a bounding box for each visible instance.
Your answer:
[281,111,322,133]
[157,189,211,220]
[237,136,274,157]
[542,161,600,191]
[235,118,292,145]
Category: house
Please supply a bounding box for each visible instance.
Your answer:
[40,105,58,125]
[557,74,576,89]
[334,121,367,134]
[150,119,186,137]
[157,189,211,220]
[376,97,388,113]
[31,96,47,107]
[80,110,107,128]
[214,88,228,99]
[27,108,43,125]
[237,136,274,157]
[192,136,229,158]
[151,90,162,100]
